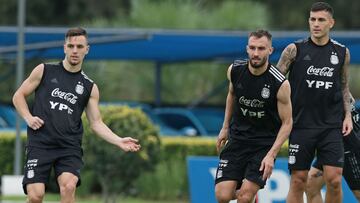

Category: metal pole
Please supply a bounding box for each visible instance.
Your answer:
[155,62,162,107]
[14,0,26,175]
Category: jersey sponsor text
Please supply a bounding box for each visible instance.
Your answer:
[51,88,78,104]
[306,80,333,89]
[50,101,74,114]
[306,65,334,77]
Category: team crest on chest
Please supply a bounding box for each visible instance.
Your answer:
[261,84,270,99]
[75,82,84,95]
[330,52,339,65]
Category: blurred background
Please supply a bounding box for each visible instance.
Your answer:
[0,0,360,202]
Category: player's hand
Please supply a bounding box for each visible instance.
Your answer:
[259,154,274,181]
[342,114,353,136]
[26,116,44,130]
[216,128,229,153]
[118,137,141,152]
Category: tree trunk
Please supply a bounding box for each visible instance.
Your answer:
[99,177,110,203]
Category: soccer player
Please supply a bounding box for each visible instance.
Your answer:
[306,95,360,202]
[215,29,292,203]
[276,2,352,202]
[13,27,141,203]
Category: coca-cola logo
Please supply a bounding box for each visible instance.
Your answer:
[306,65,334,77]
[239,96,264,108]
[51,88,78,104]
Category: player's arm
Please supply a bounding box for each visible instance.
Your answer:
[216,64,235,153]
[260,80,293,180]
[276,43,297,75]
[341,48,352,136]
[12,64,45,130]
[85,84,140,152]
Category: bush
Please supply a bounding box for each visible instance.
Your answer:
[134,137,288,200]
[133,136,217,200]
[0,128,288,200]
[82,105,161,203]
[0,132,26,177]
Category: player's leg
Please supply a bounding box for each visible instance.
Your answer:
[235,188,258,203]
[322,165,342,203]
[23,147,54,203]
[57,172,79,203]
[318,128,344,203]
[26,183,45,203]
[236,179,260,203]
[287,170,308,203]
[305,165,324,203]
[237,144,272,203]
[351,190,360,202]
[215,139,249,203]
[343,133,360,202]
[54,149,83,203]
[287,128,317,203]
[215,180,238,203]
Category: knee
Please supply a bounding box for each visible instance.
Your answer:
[325,176,342,190]
[305,181,313,193]
[59,182,77,195]
[305,184,318,199]
[215,188,234,203]
[305,178,320,196]
[291,174,307,189]
[27,192,45,203]
[237,192,254,203]
[305,185,315,197]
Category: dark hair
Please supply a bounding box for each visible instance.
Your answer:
[65,27,88,40]
[249,29,272,41]
[311,2,333,17]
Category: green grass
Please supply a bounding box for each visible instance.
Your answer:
[1,194,188,203]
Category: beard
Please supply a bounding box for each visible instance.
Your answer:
[69,61,79,66]
[67,56,80,66]
[249,56,267,69]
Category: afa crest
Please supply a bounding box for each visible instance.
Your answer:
[330,52,339,65]
[261,84,270,99]
[75,82,84,95]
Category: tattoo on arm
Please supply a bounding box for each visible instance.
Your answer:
[341,48,351,114]
[277,44,297,75]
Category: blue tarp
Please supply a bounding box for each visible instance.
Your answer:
[1,27,360,63]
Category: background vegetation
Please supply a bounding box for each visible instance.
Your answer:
[0,130,288,201]
[82,106,161,203]
[0,0,359,105]
[0,2,359,201]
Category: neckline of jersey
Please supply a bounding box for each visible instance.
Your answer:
[247,62,271,77]
[60,61,82,75]
[308,37,330,47]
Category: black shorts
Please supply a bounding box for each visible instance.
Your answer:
[313,137,360,190]
[22,146,83,194]
[343,132,360,153]
[215,138,272,189]
[288,128,343,171]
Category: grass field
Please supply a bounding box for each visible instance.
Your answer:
[1,194,189,203]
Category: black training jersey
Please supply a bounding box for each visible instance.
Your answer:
[344,102,360,152]
[28,62,94,149]
[352,104,360,133]
[288,38,346,128]
[230,60,286,145]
